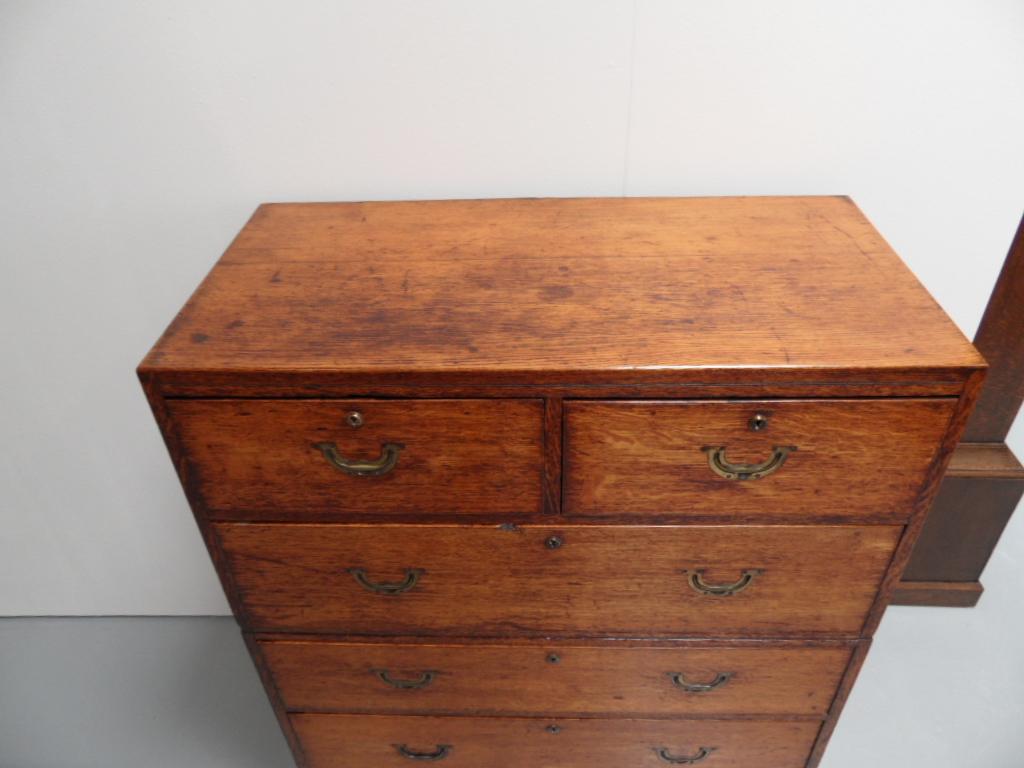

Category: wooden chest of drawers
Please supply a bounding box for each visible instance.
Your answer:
[140,197,984,768]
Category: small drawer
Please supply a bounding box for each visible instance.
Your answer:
[166,399,544,518]
[564,398,954,521]
[216,523,900,637]
[291,714,820,768]
[260,639,852,717]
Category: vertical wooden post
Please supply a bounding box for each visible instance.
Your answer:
[895,213,1024,606]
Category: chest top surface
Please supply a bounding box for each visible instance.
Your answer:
[141,196,982,391]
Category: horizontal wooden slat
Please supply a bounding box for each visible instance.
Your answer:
[946,442,1024,478]
[889,581,984,607]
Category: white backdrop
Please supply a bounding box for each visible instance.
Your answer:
[1,0,1021,617]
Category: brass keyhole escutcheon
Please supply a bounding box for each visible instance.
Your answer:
[346,410,364,428]
[545,535,564,550]
[546,653,561,664]
[749,413,768,431]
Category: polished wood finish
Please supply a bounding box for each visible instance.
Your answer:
[215,523,900,637]
[261,638,852,717]
[292,714,820,768]
[565,399,954,521]
[899,213,1023,606]
[139,197,981,394]
[139,198,985,768]
[166,399,544,517]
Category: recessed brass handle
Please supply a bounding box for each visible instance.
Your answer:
[702,445,795,480]
[685,569,760,597]
[668,671,732,693]
[374,669,437,689]
[349,568,423,595]
[395,744,451,761]
[314,441,404,477]
[654,746,716,764]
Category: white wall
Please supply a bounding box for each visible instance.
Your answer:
[1,0,1022,618]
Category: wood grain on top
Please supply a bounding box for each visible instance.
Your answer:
[141,197,982,386]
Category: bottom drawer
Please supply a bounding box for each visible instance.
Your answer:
[261,639,852,717]
[292,714,819,768]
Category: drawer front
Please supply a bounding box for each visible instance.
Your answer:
[261,639,852,717]
[292,714,819,768]
[166,399,544,517]
[217,524,900,636]
[565,399,954,520]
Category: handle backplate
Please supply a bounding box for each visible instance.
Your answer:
[654,746,716,764]
[685,569,761,597]
[702,445,795,480]
[349,568,423,595]
[394,744,451,761]
[668,671,732,693]
[314,441,404,477]
[374,669,437,689]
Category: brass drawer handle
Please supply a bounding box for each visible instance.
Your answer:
[395,744,451,761]
[313,441,404,477]
[685,569,760,597]
[349,568,423,595]
[374,669,437,689]
[702,445,795,480]
[654,746,716,764]
[668,671,732,693]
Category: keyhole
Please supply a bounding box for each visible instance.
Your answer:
[346,411,364,428]
[749,413,768,432]
[545,535,563,550]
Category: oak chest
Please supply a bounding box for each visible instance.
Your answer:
[140,197,984,768]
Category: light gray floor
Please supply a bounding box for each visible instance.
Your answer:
[0,617,292,768]
[2,557,1023,768]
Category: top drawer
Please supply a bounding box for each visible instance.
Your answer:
[166,399,544,518]
[564,399,954,521]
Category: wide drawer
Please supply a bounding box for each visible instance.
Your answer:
[166,399,544,517]
[217,524,900,636]
[564,399,954,521]
[292,714,819,768]
[260,638,852,717]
